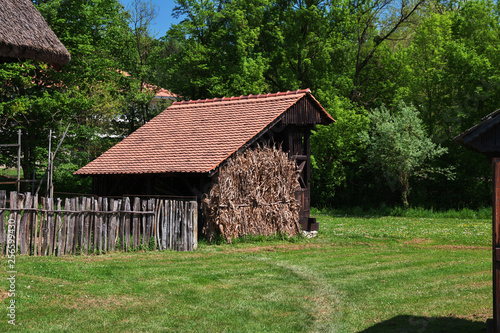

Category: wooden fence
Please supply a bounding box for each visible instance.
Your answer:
[0,191,198,256]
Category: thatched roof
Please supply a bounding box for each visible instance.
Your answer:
[0,0,70,66]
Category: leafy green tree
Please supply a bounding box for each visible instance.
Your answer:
[1,0,131,193]
[311,96,369,207]
[162,0,270,99]
[361,102,448,209]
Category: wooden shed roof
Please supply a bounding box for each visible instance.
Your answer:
[453,109,500,155]
[0,0,70,66]
[75,89,334,175]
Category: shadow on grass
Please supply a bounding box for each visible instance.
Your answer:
[358,315,488,333]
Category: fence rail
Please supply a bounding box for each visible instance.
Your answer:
[0,191,198,256]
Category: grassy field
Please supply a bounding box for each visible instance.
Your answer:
[0,209,492,332]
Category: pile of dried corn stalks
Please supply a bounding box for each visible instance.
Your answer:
[202,145,301,243]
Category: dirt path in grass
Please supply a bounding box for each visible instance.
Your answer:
[255,255,346,332]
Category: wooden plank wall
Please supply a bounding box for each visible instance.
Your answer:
[0,190,198,256]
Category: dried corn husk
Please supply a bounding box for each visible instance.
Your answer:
[202,145,301,243]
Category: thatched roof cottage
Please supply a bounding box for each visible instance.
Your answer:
[0,0,70,66]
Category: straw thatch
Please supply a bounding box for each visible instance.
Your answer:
[202,145,301,243]
[0,0,70,66]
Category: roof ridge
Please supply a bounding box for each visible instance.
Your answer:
[172,89,311,106]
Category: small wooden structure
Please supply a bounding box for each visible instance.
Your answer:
[0,0,70,66]
[75,89,334,232]
[454,109,500,332]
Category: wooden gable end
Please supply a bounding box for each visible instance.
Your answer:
[455,110,500,157]
[281,95,332,126]
[464,122,500,155]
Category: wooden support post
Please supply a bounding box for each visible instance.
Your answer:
[109,199,119,252]
[95,197,102,254]
[493,158,500,333]
[146,198,154,249]
[141,199,147,248]
[33,194,40,256]
[47,197,54,255]
[0,190,6,255]
[31,194,38,255]
[70,198,77,255]
[46,130,52,198]
[193,200,198,250]
[16,129,21,193]
[102,198,108,252]
[40,197,48,256]
[59,198,68,256]
[132,198,140,250]
[19,192,32,254]
[123,197,131,251]
[84,197,91,254]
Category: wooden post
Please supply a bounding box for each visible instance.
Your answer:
[15,193,23,253]
[29,195,34,253]
[40,197,47,256]
[66,198,73,255]
[102,198,108,252]
[173,200,179,251]
[59,198,69,256]
[46,129,52,197]
[83,197,90,254]
[95,197,102,254]
[34,194,40,256]
[109,199,119,252]
[78,198,85,255]
[70,198,77,255]
[47,197,54,255]
[169,200,174,250]
[16,130,21,193]
[141,199,147,248]
[86,197,93,254]
[182,201,187,251]
[54,199,61,255]
[123,197,131,251]
[132,197,140,250]
[162,200,168,250]
[19,192,32,254]
[193,200,198,250]
[153,199,160,251]
[493,158,500,333]
[0,190,6,255]
[146,198,154,249]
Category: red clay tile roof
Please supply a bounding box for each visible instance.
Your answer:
[75,89,333,175]
[153,87,177,99]
[119,70,178,100]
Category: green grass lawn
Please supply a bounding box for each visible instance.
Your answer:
[0,210,492,332]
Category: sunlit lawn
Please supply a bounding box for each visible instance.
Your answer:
[0,210,492,332]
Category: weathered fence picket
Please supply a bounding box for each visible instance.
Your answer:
[0,191,197,256]
[0,190,5,255]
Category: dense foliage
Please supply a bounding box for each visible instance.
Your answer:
[1,0,499,209]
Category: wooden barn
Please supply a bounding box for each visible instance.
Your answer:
[454,109,500,332]
[0,0,70,66]
[75,89,334,231]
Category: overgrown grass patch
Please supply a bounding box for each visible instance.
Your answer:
[0,211,492,332]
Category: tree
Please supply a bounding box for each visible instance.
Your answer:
[310,96,369,206]
[344,0,426,104]
[0,0,131,193]
[120,0,166,133]
[361,102,448,209]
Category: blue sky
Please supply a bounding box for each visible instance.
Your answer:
[119,0,184,37]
